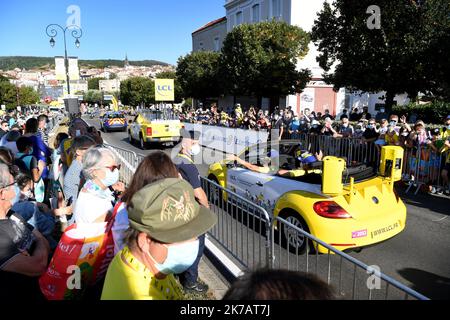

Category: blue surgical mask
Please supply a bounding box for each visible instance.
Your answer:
[101,168,120,187]
[11,184,21,206]
[151,239,199,275]
[28,147,34,155]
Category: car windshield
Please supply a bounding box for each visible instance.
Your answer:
[141,110,178,121]
[107,113,124,119]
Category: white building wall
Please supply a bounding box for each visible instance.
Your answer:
[192,20,228,52]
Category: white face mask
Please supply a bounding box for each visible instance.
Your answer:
[147,240,199,275]
[190,144,201,156]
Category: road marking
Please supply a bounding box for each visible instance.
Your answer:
[432,216,449,222]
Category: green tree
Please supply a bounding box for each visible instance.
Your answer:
[120,77,155,107]
[0,81,17,110]
[18,86,40,105]
[84,90,103,104]
[109,72,118,80]
[88,77,106,90]
[220,21,311,109]
[311,0,450,109]
[156,70,183,103]
[0,74,10,82]
[176,51,222,102]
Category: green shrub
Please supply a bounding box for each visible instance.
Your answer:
[392,101,450,124]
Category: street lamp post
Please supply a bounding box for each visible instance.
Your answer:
[45,24,82,96]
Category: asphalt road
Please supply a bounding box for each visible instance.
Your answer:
[86,117,450,300]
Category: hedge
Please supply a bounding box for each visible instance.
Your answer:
[392,101,450,124]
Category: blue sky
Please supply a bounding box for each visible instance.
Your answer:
[0,0,225,65]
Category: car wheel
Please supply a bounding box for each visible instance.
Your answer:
[139,135,146,150]
[279,211,313,254]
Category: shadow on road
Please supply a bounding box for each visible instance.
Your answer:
[398,268,450,300]
[397,185,450,216]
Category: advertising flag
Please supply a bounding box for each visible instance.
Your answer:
[155,79,175,102]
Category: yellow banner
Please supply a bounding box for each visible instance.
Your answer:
[155,79,175,101]
[112,96,119,111]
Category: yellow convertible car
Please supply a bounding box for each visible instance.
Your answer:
[207,141,407,253]
[128,110,183,149]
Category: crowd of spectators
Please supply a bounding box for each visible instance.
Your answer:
[180,103,450,195]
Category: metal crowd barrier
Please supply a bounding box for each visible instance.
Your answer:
[273,216,429,300]
[200,176,429,300]
[291,133,449,195]
[402,145,449,195]
[201,177,272,270]
[293,133,380,168]
[103,144,139,187]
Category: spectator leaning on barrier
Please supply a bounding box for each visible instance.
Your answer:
[362,119,379,143]
[336,115,354,138]
[173,129,210,293]
[222,268,335,300]
[321,117,338,137]
[101,178,217,300]
[0,163,50,300]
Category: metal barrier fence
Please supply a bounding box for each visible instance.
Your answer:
[273,216,429,300]
[292,133,449,194]
[200,176,429,300]
[402,144,450,195]
[103,144,139,186]
[293,133,381,168]
[201,177,272,270]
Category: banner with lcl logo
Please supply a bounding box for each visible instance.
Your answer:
[155,79,175,102]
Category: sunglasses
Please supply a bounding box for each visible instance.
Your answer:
[1,181,15,190]
[104,164,121,172]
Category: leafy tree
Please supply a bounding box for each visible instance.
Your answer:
[220,21,311,109]
[311,0,450,109]
[176,51,222,101]
[0,81,17,110]
[156,70,183,103]
[88,77,106,90]
[109,72,117,80]
[0,74,9,82]
[120,77,155,107]
[18,86,39,105]
[84,90,103,104]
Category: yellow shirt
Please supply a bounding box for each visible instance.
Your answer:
[63,138,74,167]
[101,246,184,300]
